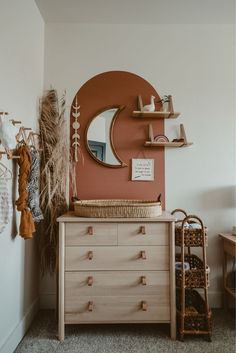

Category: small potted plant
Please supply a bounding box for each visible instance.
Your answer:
[157,95,170,112]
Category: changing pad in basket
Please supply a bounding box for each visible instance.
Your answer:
[74,199,162,218]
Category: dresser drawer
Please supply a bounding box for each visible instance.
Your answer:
[65,295,170,323]
[65,271,170,297]
[65,223,117,246]
[118,223,169,245]
[65,246,169,271]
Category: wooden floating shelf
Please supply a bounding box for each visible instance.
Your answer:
[144,141,193,148]
[132,111,180,119]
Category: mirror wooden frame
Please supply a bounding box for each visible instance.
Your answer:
[85,105,127,168]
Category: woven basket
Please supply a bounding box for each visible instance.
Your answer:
[74,199,162,218]
[175,226,208,247]
[176,289,212,334]
[175,254,210,288]
[172,209,208,247]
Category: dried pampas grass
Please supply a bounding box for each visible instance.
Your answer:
[38,89,68,275]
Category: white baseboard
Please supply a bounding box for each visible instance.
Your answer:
[0,298,39,353]
[209,291,222,308]
[40,291,224,309]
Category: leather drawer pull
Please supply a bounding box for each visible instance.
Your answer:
[88,251,93,260]
[141,276,147,285]
[140,226,146,235]
[88,226,94,235]
[141,301,148,311]
[88,301,94,312]
[140,250,146,260]
[87,276,93,286]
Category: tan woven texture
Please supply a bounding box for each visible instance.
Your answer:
[175,254,210,288]
[176,289,212,333]
[74,200,162,218]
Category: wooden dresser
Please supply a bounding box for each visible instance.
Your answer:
[57,212,176,340]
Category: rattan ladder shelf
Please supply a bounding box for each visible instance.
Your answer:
[171,209,212,341]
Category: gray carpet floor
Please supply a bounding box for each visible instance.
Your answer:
[14,309,235,353]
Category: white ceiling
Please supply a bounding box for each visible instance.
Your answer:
[35,0,235,24]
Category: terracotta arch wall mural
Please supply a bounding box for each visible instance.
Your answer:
[70,71,165,208]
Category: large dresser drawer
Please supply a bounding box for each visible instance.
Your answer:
[65,246,169,271]
[118,223,169,245]
[65,223,117,246]
[65,271,170,297]
[65,295,170,323]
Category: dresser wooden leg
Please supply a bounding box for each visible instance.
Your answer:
[58,223,65,341]
[59,323,65,341]
[170,322,176,340]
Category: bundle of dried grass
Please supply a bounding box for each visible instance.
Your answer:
[38,89,68,274]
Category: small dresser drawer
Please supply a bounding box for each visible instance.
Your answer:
[65,246,169,271]
[65,295,170,323]
[65,223,117,246]
[118,223,169,245]
[65,271,170,297]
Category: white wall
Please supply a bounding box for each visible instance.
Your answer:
[0,1,44,352]
[42,23,235,307]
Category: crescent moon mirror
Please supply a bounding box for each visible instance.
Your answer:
[85,105,127,168]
